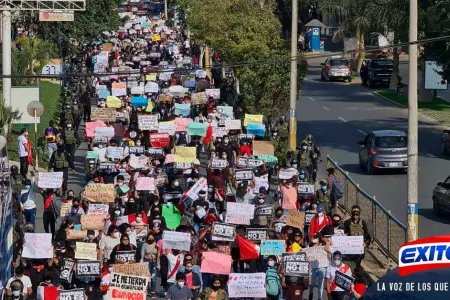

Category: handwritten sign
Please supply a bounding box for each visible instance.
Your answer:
[283,252,309,276]
[135,177,155,191]
[38,172,63,189]
[144,82,159,93]
[22,233,53,258]
[87,204,109,216]
[75,242,97,260]
[112,82,127,96]
[175,118,192,132]
[129,154,148,170]
[228,273,266,298]
[162,231,191,251]
[107,146,124,159]
[254,205,273,217]
[304,246,329,269]
[76,260,101,277]
[246,228,268,242]
[212,127,228,138]
[253,141,274,155]
[91,107,117,122]
[286,210,305,229]
[205,88,220,99]
[297,182,315,195]
[109,272,149,292]
[225,119,241,130]
[112,262,150,277]
[201,252,231,275]
[260,240,285,256]
[225,202,254,225]
[237,156,248,168]
[305,211,316,226]
[186,177,208,201]
[335,271,355,292]
[94,126,115,138]
[331,235,364,255]
[85,183,115,203]
[81,215,104,230]
[212,222,235,242]
[158,122,176,136]
[138,115,158,130]
[191,92,207,105]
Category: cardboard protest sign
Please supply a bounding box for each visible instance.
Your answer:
[38,172,63,189]
[60,259,75,282]
[254,204,273,217]
[211,159,227,169]
[174,118,192,131]
[66,229,87,240]
[135,177,155,191]
[87,204,109,216]
[76,260,101,277]
[260,240,285,256]
[191,92,207,104]
[225,202,255,225]
[297,182,316,195]
[282,252,309,276]
[304,246,329,269]
[162,231,191,251]
[335,271,355,292]
[228,273,266,298]
[186,177,207,200]
[252,141,274,155]
[158,94,172,102]
[116,250,136,263]
[174,146,197,163]
[109,272,149,299]
[85,183,115,202]
[286,210,305,229]
[331,235,364,254]
[59,202,71,217]
[129,154,149,170]
[22,233,53,258]
[81,215,104,230]
[304,211,316,226]
[103,43,113,51]
[91,107,116,122]
[112,262,150,277]
[149,133,170,148]
[205,88,220,99]
[246,228,268,242]
[225,119,241,130]
[212,222,236,242]
[112,82,127,97]
[234,169,253,182]
[138,115,158,130]
[201,252,232,275]
[75,242,98,260]
[59,289,85,300]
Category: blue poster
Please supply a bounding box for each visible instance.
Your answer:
[175,103,191,117]
[260,240,285,256]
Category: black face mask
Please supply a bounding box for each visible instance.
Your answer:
[212,285,220,291]
[332,221,340,227]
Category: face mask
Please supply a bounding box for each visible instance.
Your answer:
[73,204,79,208]
[208,188,213,193]
[122,164,127,168]
[268,261,275,267]
[332,220,340,227]
[299,175,305,179]
[148,239,155,244]
[321,185,327,191]
[178,282,185,288]
[108,267,114,273]
[118,183,123,187]
[25,185,31,190]
[136,217,142,223]
[136,141,141,146]
[302,146,307,150]
[334,259,341,266]
[222,155,227,159]
[212,285,220,291]
[88,234,95,240]
[211,154,216,159]
[273,132,278,136]
[207,119,212,123]
[292,164,298,168]
[312,238,319,244]
[174,181,179,187]
[224,139,229,144]
[258,199,265,204]
[115,210,121,216]
[185,267,192,272]
[12,291,20,297]
[318,212,324,217]
[112,232,120,238]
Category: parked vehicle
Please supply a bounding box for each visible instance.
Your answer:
[320,56,352,82]
[432,175,450,215]
[360,59,394,88]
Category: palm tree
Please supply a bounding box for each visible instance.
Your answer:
[0,100,22,139]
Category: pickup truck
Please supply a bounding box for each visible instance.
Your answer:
[360,59,394,88]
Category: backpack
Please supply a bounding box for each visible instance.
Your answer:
[20,191,29,204]
[331,175,344,199]
[266,268,281,296]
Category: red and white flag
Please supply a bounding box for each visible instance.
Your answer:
[37,286,59,300]
[116,211,148,226]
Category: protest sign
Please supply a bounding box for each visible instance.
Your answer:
[331,235,364,255]
[112,262,150,277]
[91,107,116,122]
[304,211,316,226]
[304,246,329,269]
[174,118,192,131]
[286,210,305,229]
[237,156,248,168]
[225,202,254,225]
[162,231,191,251]
[174,162,192,169]
[129,146,145,155]
[85,183,115,203]
[135,177,155,191]
[212,127,228,138]
[234,169,253,182]
[38,172,63,189]
[248,159,264,168]
[174,103,191,116]
[107,146,124,159]
[186,177,207,200]
[66,229,87,240]
[98,162,116,172]
[283,252,309,277]
[60,202,71,217]
[252,141,274,155]
[187,122,207,137]
[106,96,122,108]
[211,159,227,169]
[273,221,286,233]
[205,88,220,99]
[212,222,235,242]
[129,154,149,170]
[201,252,232,275]
[59,289,85,300]
[244,114,263,126]
[174,146,197,163]
[112,82,127,96]
[228,273,266,298]
[110,272,149,292]
[94,126,115,138]
[254,204,273,217]
[75,242,98,260]
[260,240,285,256]
[238,134,254,140]
[81,215,104,230]
[144,82,159,93]
[135,225,148,239]
[253,174,269,194]
[85,121,106,137]
[22,233,53,258]
[87,204,109,216]
[225,119,241,130]
[107,287,145,300]
[158,94,172,102]
[246,228,268,242]
[138,115,158,130]
[149,133,170,148]
[116,250,136,263]
[60,259,75,282]
[147,148,165,156]
[297,182,316,195]
[191,92,207,104]
[335,271,355,292]
[158,122,176,135]
[76,260,101,277]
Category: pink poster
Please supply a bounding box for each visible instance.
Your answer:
[200,251,232,275]
[85,121,106,137]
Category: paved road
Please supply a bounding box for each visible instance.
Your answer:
[297,60,450,238]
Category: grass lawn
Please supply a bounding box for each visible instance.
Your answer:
[352,71,360,79]
[7,82,61,167]
[376,89,450,125]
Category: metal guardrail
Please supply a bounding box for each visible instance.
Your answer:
[326,155,407,264]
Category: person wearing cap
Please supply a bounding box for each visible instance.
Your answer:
[309,205,332,239]
[5,266,32,298]
[5,279,25,300]
[326,251,353,300]
[20,178,37,228]
[17,128,29,179]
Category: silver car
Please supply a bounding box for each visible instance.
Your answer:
[358,130,408,174]
[320,57,352,82]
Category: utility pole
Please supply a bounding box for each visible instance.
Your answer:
[2,10,12,107]
[164,0,168,19]
[205,46,211,79]
[407,0,418,241]
[289,0,298,150]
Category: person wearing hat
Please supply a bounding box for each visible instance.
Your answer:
[326,251,353,300]
[5,266,32,298]
[309,205,332,239]
[5,279,25,300]
[17,128,29,179]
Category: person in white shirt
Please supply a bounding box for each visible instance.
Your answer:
[17,128,29,179]
[20,178,37,228]
[5,265,33,297]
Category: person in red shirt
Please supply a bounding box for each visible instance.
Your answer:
[309,205,332,239]
[239,138,252,156]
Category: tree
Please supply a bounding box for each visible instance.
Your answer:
[0,101,22,137]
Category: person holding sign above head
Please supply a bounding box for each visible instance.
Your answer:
[326,251,353,300]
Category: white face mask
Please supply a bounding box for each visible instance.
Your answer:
[268,261,275,267]
[136,217,142,223]
[112,232,120,238]
[98,144,104,149]
[178,282,185,288]
[318,212,324,217]
[258,199,265,204]
[174,181,179,187]
[334,259,341,266]
[302,146,307,150]
[224,139,229,144]
[88,234,95,240]
[108,267,114,273]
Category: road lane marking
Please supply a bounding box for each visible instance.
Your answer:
[357,130,367,135]
[323,106,330,111]
[308,97,315,101]
[338,117,347,122]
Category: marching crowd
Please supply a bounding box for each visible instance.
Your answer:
[8,7,372,300]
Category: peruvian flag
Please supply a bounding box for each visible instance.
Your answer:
[116,211,148,226]
[37,286,59,300]
[236,234,260,260]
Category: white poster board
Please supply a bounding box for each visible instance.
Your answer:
[11,87,40,124]
[425,61,447,90]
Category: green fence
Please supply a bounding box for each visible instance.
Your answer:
[327,155,407,264]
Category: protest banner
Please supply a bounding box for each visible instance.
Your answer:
[129,154,149,170]
[116,250,136,263]
[174,117,192,131]
[147,148,165,157]
[106,96,122,108]
[59,289,85,300]
[81,215,104,230]
[205,88,220,99]
[252,141,275,155]
[304,211,316,226]
[112,82,127,96]
[237,156,248,168]
[158,122,176,135]
[212,222,235,242]
[187,122,207,137]
[238,134,254,140]
[174,162,192,169]
[244,114,263,126]
[135,177,155,191]
[22,233,53,258]
[66,229,87,240]
[158,94,172,102]
[162,231,191,251]
[253,174,269,194]
[260,240,285,256]
[76,260,101,277]
[112,262,150,277]
[186,177,207,200]
[201,252,232,275]
[85,121,106,137]
[212,127,228,138]
[91,107,116,122]
[331,235,364,255]
[60,202,71,217]
[282,252,309,277]
[138,115,158,130]
[87,204,109,216]
[174,146,197,163]
[303,246,329,269]
[335,271,355,292]
[234,169,253,182]
[225,202,255,225]
[286,210,305,229]
[211,159,227,169]
[246,228,268,242]
[107,287,145,300]
[254,204,273,217]
[60,259,75,282]
[107,146,124,159]
[228,273,266,298]
[129,146,145,155]
[38,172,63,189]
[149,133,170,148]
[248,159,264,168]
[85,183,115,203]
[225,119,241,130]
[75,242,98,260]
[191,92,207,105]
[98,162,116,171]
[110,272,149,292]
[144,82,159,93]
[94,126,115,138]
[297,182,316,195]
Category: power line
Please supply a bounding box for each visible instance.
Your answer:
[4,34,450,78]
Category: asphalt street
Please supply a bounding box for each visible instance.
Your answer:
[298,59,450,238]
